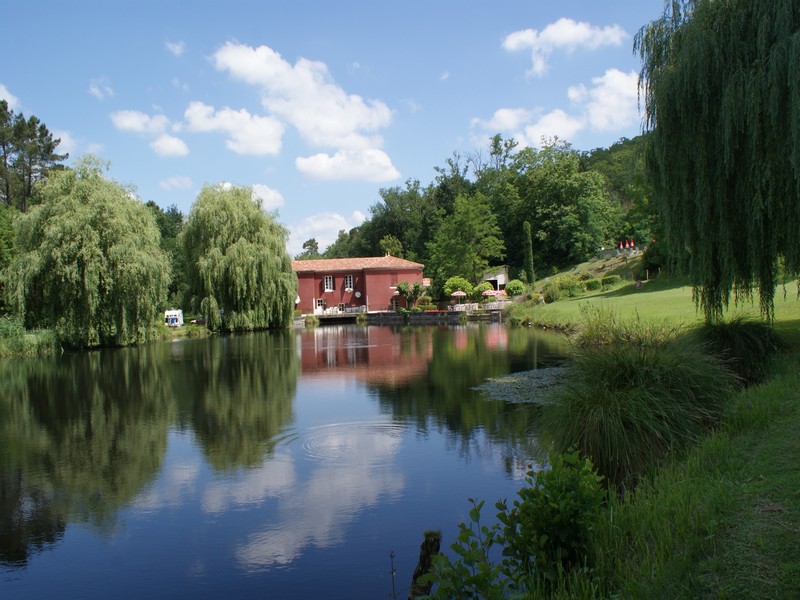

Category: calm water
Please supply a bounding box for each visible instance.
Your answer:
[0,323,567,599]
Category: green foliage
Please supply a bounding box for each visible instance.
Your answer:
[522,220,535,285]
[379,233,403,258]
[427,191,505,289]
[180,184,297,332]
[5,157,171,347]
[542,310,737,487]
[146,201,186,307]
[0,100,68,213]
[397,280,424,307]
[424,449,605,598]
[584,278,601,291]
[295,237,321,260]
[473,281,493,302]
[600,274,621,287]
[0,315,59,357]
[636,0,800,322]
[693,316,782,386]
[557,274,581,297]
[497,450,606,587]
[504,279,525,297]
[444,276,473,297]
[541,280,561,303]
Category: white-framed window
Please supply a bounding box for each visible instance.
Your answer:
[344,274,354,291]
[323,275,334,292]
[390,297,401,310]
[316,298,327,310]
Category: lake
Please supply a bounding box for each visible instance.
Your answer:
[0,323,568,599]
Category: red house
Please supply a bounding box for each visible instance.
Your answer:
[292,255,425,315]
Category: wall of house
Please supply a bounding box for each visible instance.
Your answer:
[295,268,423,314]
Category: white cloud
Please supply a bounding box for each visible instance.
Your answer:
[159,175,193,190]
[166,40,185,56]
[151,134,189,156]
[295,149,399,182]
[287,210,366,256]
[504,18,627,77]
[521,109,585,146]
[0,84,19,109]
[439,71,450,82]
[111,110,170,135]
[88,77,114,100]
[171,77,189,92]
[211,41,399,180]
[252,183,284,210]
[52,130,76,155]
[184,101,284,155]
[471,68,640,148]
[568,68,639,131]
[111,109,189,156]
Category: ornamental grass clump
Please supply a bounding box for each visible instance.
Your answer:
[693,316,782,386]
[542,310,737,488]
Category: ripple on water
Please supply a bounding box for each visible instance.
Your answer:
[299,421,407,467]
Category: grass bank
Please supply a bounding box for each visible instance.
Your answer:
[0,316,60,357]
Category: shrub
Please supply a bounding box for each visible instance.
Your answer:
[505,279,525,297]
[542,280,561,303]
[424,449,606,598]
[600,274,621,287]
[304,315,319,328]
[472,282,493,302]
[498,449,606,587]
[542,309,737,487]
[584,278,601,291]
[557,275,582,297]
[693,316,782,386]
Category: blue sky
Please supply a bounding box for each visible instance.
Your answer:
[1,1,665,255]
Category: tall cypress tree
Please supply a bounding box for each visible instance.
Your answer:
[636,0,800,321]
[523,220,535,285]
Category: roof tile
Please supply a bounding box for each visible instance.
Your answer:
[292,255,424,273]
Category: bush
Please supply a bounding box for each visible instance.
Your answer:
[557,275,582,297]
[542,280,561,303]
[0,316,60,357]
[424,449,606,598]
[542,310,737,487]
[600,274,621,287]
[505,279,525,297]
[584,278,601,291]
[693,316,782,386]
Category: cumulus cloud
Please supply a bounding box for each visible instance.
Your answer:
[252,183,284,210]
[287,210,366,256]
[150,133,189,156]
[504,18,627,77]
[211,41,399,182]
[295,149,399,182]
[159,175,193,190]
[471,68,640,148]
[111,109,189,156]
[568,68,639,131]
[52,130,76,155]
[166,40,185,56]
[184,101,284,155]
[0,84,20,109]
[88,77,114,100]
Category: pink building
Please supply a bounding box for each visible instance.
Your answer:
[292,255,425,315]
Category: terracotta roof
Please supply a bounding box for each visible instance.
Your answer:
[292,255,424,272]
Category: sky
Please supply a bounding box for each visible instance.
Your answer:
[1,1,666,256]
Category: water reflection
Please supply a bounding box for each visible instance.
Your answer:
[1,324,568,597]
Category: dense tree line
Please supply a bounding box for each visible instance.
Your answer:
[309,135,654,298]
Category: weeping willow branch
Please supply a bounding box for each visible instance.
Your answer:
[636,0,800,322]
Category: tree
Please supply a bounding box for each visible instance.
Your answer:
[523,220,535,285]
[636,0,800,321]
[427,192,505,292]
[295,238,321,260]
[396,280,424,308]
[379,234,403,257]
[5,157,171,347]
[146,201,186,306]
[0,100,68,212]
[180,184,297,331]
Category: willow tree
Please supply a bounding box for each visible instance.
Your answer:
[180,184,297,331]
[5,157,170,347]
[636,0,800,321]
[523,220,535,285]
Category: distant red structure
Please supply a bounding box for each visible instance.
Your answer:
[292,255,425,315]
